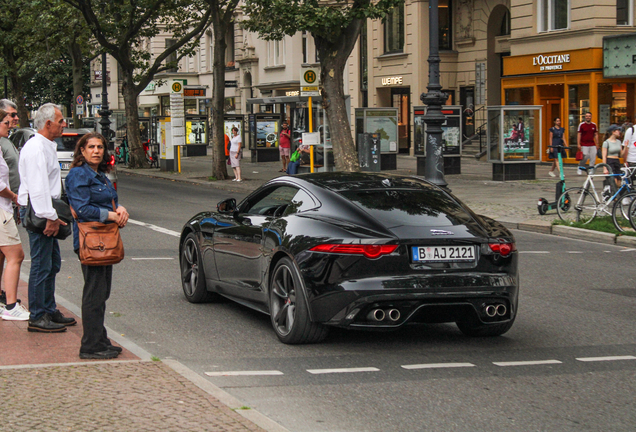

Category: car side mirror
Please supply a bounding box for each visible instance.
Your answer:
[217,198,236,214]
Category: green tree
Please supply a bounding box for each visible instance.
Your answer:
[243,0,401,172]
[64,0,214,167]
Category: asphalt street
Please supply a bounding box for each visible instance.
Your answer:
[21,172,636,432]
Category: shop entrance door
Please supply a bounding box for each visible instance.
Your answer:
[391,88,411,154]
[460,87,475,139]
[541,99,562,162]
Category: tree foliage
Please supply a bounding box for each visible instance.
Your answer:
[243,0,401,172]
[64,0,215,167]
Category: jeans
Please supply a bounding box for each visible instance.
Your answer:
[26,229,61,321]
[80,264,113,353]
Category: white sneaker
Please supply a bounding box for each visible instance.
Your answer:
[549,171,556,177]
[2,302,30,321]
[623,197,632,206]
[236,179,243,182]
[232,178,237,181]
[577,169,583,176]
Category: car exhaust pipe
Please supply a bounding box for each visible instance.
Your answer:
[484,305,497,318]
[386,309,400,322]
[496,304,507,317]
[367,309,385,322]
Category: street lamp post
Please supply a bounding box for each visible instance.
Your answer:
[420,0,449,189]
[98,53,112,145]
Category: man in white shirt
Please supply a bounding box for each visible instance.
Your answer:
[18,103,75,332]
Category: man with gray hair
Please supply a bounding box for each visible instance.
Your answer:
[18,103,75,332]
[0,99,21,310]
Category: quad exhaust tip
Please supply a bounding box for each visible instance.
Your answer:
[367,308,401,322]
[483,303,507,318]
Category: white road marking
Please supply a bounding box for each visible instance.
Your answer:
[402,363,475,370]
[205,370,284,376]
[576,356,636,362]
[620,249,636,252]
[131,257,174,260]
[307,367,380,375]
[519,251,550,254]
[493,360,562,367]
[567,251,584,254]
[128,218,180,237]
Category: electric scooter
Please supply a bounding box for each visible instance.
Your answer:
[538,144,570,215]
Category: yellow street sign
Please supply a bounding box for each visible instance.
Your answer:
[303,70,317,84]
[172,82,182,93]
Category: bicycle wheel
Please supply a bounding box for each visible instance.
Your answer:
[629,194,636,232]
[611,192,636,232]
[557,187,598,224]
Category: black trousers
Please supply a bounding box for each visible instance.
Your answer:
[80,264,113,353]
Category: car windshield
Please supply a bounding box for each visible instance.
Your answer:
[54,135,82,152]
[339,189,473,227]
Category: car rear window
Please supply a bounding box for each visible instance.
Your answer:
[55,135,82,151]
[339,189,473,227]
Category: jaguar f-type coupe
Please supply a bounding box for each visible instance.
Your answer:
[179,172,518,344]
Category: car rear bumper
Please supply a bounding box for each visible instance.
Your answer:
[305,273,518,328]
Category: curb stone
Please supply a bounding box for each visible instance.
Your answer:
[551,224,617,245]
[518,220,552,234]
[616,235,636,247]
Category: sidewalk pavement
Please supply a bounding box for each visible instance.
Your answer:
[2,151,634,432]
[0,281,284,432]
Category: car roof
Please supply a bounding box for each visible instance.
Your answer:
[290,172,437,192]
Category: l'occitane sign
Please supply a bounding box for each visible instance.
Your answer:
[504,48,602,76]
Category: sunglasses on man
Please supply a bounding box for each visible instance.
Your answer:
[8,113,18,118]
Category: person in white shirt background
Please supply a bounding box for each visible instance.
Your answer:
[18,103,76,332]
[622,114,636,175]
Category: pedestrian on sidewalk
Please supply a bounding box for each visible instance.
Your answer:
[229,127,243,182]
[622,114,636,182]
[0,109,28,321]
[601,125,623,186]
[0,99,21,309]
[576,112,598,175]
[66,132,128,360]
[548,117,566,177]
[18,103,76,332]
[279,121,291,172]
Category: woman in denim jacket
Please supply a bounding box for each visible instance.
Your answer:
[65,132,129,360]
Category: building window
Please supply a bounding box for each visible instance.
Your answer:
[384,4,404,54]
[439,0,452,50]
[165,38,178,72]
[160,96,171,116]
[500,9,511,36]
[539,0,569,31]
[268,39,285,66]
[617,0,632,25]
[226,23,235,68]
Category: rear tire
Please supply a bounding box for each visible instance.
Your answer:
[557,187,597,224]
[537,198,548,215]
[269,257,328,344]
[180,233,218,303]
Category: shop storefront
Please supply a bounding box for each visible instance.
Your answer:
[502,48,636,164]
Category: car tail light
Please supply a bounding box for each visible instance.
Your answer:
[112,181,117,191]
[309,244,398,259]
[109,155,115,166]
[488,242,516,257]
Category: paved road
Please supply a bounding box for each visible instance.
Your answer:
[33,173,636,432]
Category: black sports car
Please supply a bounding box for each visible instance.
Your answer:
[179,172,518,344]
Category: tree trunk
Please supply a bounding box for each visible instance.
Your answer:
[316,27,362,172]
[5,49,29,128]
[122,71,147,168]
[210,27,229,180]
[69,39,84,127]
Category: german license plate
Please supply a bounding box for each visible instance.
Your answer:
[60,162,71,170]
[412,246,476,262]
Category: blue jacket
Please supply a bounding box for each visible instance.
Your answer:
[65,163,119,251]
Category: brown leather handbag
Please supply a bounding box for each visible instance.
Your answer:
[73,200,125,266]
